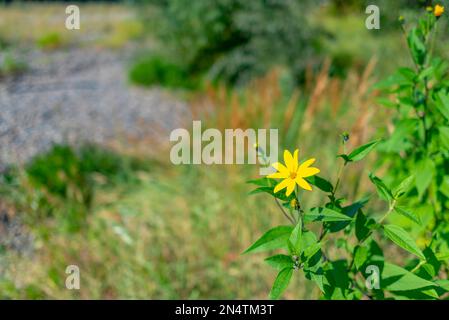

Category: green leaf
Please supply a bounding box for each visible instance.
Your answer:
[269,267,293,300]
[418,66,434,81]
[310,270,325,293]
[305,175,333,193]
[328,198,370,233]
[382,263,437,291]
[436,91,449,121]
[398,67,417,82]
[304,207,353,222]
[354,245,369,270]
[265,254,294,270]
[393,206,421,226]
[246,177,272,187]
[355,211,374,241]
[407,27,426,66]
[436,252,449,262]
[369,173,394,201]
[439,126,449,149]
[244,226,293,254]
[347,139,381,162]
[304,242,321,260]
[440,177,449,198]
[393,175,415,198]
[415,159,435,198]
[249,186,295,202]
[288,222,303,255]
[435,280,449,292]
[383,225,425,260]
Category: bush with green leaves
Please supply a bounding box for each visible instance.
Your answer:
[142,0,319,85]
[245,7,449,300]
[0,51,26,78]
[129,55,198,89]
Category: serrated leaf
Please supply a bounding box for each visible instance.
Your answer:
[382,263,437,291]
[265,254,294,270]
[310,271,325,293]
[288,222,303,255]
[244,226,293,254]
[393,175,415,198]
[393,206,421,225]
[329,198,370,233]
[347,139,381,162]
[304,207,353,222]
[369,173,394,201]
[383,224,425,260]
[354,245,369,270]
[269,267,293,300]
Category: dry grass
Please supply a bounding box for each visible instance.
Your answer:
[0,3,144,49]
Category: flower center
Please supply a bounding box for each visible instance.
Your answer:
[290,171,297,179]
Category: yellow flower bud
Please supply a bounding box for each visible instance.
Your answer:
[435,4,444,17]
[290,199,300,210]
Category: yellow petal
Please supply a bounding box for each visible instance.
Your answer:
[285,180,296,196]
[272,162,289,175]
[268,172,288,179]
[299,158,316,171]
[274,179,290,193]
[292,149,299,172]
[283,150,295,172]
[296,177,312,191]
[299,167,320,178]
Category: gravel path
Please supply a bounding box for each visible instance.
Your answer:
[0,47,191,170]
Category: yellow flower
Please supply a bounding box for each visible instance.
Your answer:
[435,4,444,17]
[268,149,320,196]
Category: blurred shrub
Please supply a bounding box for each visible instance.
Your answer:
[143,0,320,85]
[13,144,150,232]
[129,55,198,89]
[36,32,63,50]
[0,52,27,78]
[26,145,90,202]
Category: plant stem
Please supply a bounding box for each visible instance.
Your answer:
[411,260,426,273]
[379,199,396,224]
[275,198,295,225]
[332,143,347,199]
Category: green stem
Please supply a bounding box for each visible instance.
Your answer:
[379,199,397,225]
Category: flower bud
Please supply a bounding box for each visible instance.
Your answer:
[434,4,444,18]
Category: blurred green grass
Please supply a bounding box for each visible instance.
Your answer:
[1,144,323,299]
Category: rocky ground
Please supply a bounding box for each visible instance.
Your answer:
[0,47,191,171]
